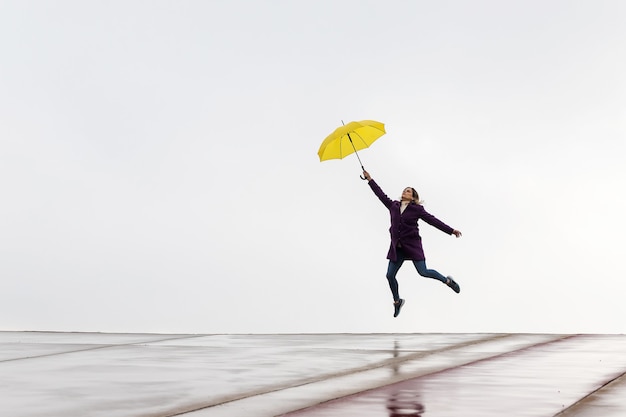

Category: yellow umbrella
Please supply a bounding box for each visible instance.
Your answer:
[318,120,386,179]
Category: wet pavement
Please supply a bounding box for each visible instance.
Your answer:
[1,332,625,416]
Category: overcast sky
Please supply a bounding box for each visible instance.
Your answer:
[1,1,625,334]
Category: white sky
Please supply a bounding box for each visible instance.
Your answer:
[1,1,625,334]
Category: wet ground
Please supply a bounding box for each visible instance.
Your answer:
[1,332,625,416]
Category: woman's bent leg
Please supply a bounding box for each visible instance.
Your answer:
[412,260,447,283]
[386,259,404,301]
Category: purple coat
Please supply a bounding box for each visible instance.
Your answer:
[368,179,454,262]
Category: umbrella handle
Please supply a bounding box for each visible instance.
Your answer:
[359,165,367,180]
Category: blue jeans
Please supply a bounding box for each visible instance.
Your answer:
[385,248,447,302]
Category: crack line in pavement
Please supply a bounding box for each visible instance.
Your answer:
[553,369,626,417]
[0,334,209,363]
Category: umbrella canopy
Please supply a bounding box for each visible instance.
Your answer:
[318,120,386,162]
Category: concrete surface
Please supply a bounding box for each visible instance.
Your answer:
[1,332,625,416]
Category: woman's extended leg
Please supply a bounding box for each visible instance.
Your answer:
[412,260,446,283]
[386,258,407,317]
[412,260,461,293]
[386,259,404,301]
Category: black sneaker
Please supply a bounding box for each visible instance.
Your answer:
[446,276,460,293]
[393,299,405,317]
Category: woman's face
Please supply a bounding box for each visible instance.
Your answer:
[401,187,414,201]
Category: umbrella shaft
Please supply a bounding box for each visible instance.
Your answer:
[347,133,364,170]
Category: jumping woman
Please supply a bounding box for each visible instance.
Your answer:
[362,170,462,318]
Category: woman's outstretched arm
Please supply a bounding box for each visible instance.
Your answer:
[363,170,393,209]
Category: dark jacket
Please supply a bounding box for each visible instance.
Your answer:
[368,179,454,261]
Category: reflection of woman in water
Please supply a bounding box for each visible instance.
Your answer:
[386,388,425,416]
[363,171,462,318]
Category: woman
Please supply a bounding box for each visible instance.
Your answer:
[362,170,462,318]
